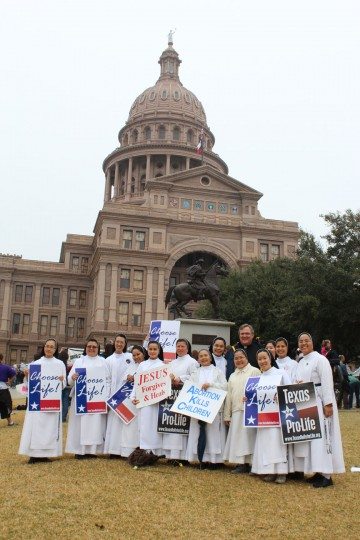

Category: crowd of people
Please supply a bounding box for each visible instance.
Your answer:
[1,323,356,488]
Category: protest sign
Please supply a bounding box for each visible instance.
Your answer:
[170,381,227,424]
[244,373,282,427]
[107,381,137,425]
[157,387,190,434]
[75,365,107,414]
[146,320,180,362]
[278,382,322,443]
[134,365,171,408]
[28,363,63,412]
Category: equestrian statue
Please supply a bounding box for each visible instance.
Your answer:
[165,259,228,319]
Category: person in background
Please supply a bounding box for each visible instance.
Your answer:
[225,323,262,376]
[209,337,228,379]
[0,354,16,426]
[347,360,360,409]
[265,340,277,361]
[58,348,71,422]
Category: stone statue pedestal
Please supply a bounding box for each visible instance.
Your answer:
[177,318,235,350]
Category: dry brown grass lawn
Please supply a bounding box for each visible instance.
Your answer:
[1,400,359,540]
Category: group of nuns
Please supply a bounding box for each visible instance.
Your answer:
[18,331,345,488]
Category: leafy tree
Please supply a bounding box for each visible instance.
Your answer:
[321,209,360,269]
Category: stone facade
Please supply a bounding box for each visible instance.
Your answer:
[0,39,298,363]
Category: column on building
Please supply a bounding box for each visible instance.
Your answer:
[146,154,151,179]
[157,269,165,319]
[104,169,111,202]
[108,264,118,329]
[58,287,68,341]
[30,284,41,336]
[114,162,120,197]
[166,154,171,176]
[126,157,133,197]
[186,157,190,170]
[144,267,154,325]
[0,280,11,334]
[94,264,106,329]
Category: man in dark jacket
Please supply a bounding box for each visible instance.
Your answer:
[225,323,262,379]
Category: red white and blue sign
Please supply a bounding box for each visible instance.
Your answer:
[147,320,180,362]
[107,381,137,425]
[28,364,62,412]
[244,374,281,427]
[75,366,107,414]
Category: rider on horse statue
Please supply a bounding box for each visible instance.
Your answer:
[186,258,207,301]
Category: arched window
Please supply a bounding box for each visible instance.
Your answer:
[187,129,194,143]
[159,125,166,140]
[144,126,151,140]
[140,174,146,192]
[123,134,129,146]
[173,126,180,141]
[120,178,125,195]
[131,177,136,194]
[132,130,138,144]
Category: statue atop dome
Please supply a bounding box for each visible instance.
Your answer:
[168,29,176,46]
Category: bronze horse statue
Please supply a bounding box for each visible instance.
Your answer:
[165,262,228,319]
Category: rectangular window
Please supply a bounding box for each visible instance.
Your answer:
[122,230,133,249]
[12,313,21,334]
[79,290,87,308]
[77,318,85,338]
[133,270,144,290]
[71,256,80,272]
[67,317,75,338]
[69,289,77,307]
[52,288,60,306]
[22,314,30,334]
[15,284,23,303]
[81,257,89,274]
[120,269,130,289]
[42,287,50,305]
[271,244,280,259]
[10,349,17,362]
[135,231,146,250]
[132,303,142,327]
[260,243,269,263]
[39,315,48,336]
[20,350,27,362]
[50,316,58,336]
[118,302,129,326]
[25,285,33,303]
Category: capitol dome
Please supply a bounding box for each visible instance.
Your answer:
[127,43,207,126]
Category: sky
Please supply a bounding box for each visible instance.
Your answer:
[1,0,359,262]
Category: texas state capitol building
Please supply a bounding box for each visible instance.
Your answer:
[0,37,298,363]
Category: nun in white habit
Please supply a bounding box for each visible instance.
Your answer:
[65,338,110,459]
[19,339,66,463]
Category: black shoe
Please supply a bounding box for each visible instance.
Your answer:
[86,454,97,459]
[109,454,121,460]
[288,472,305,481]
[313,476,333,488]
[75,454,88,460]
[28,457,37,464]
[306,473,322,483]
[231,464,248,474]
[27,457,50,464]
[197,462,208,470]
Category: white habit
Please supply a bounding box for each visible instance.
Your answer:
[276,356,298,382]
[223,363,261,464]
[130,358,164,455]
[251,367,293,475]
[163,354,199,460]
[65,355,110,456]
[186,365,227,464]
[119,362,142,457]
[19,357,66,458]
[104,351,134,455]
[293,351,345,475]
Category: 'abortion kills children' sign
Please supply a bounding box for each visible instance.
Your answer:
[75,366,108,414]
[134,365,172,408]
[277,382,322,443]
[28,363,63,412]
[170,381,227,424]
